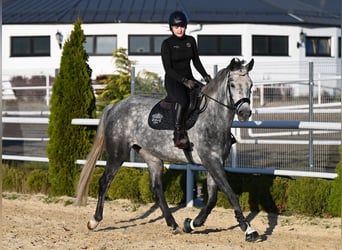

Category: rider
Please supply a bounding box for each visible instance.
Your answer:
[161,11,211,149]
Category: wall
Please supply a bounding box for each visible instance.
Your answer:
[2,22,341,83]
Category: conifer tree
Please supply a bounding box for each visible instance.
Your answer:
[47,19,96,196]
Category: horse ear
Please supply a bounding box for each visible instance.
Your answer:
[229,57,240,71]
[247,59,254,72]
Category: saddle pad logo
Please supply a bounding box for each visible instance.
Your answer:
[151,113,163,124]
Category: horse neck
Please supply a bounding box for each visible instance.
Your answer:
[199,81,235,129]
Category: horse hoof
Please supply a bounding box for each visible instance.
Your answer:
[172,226,183,235]
[87,218,99,230]
[245,230,261,242]
[183,218,193,233]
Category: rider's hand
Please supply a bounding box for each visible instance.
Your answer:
[182,79,197,89]
[204,75,212,84]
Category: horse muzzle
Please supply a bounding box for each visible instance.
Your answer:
[235,98,252,122]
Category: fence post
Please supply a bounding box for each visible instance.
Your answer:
[213,65,218,76]
[308,62,314,170]
[186,164,194,207]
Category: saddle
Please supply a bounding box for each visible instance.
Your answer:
[148,86,203,130]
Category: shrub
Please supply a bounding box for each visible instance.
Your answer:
[2,165,26,193]
[288,177,332,216]
[270,176,290,213]
[163,169,186,205]
[26,169,49,193]
[216,191,231,209]
[328,148,341,216]
[107,168,144,202]
[215,173,278,213]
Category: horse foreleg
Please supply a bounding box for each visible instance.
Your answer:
[205,163,260,242]
[183,172,218,233]
[87,159,121,230]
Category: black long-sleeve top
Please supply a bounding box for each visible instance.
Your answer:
[161,34,208,83]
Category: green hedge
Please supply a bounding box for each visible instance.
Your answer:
[328,159,341,216]
[87,167,186,205]
[288,177,332,216]
[2,163,340,217]
[210,173,337,217]
[26,169,49,194]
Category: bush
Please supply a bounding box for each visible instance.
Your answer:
[163,169,186,204]
[215,173,278,213]
[107,168,144,202]
[2,165,26,193]
[26,169,49,193]
[288,177,332,216]
[270,176,290,213]
[328,148,341,216]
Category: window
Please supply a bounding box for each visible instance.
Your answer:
[198,35,241,55]
[85,35,117,55]
[252,35,288,56]
[11,36,50,57]
[128,35,168,55]
[305,37,331,57]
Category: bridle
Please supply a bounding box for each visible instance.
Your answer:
[199,71,251,114]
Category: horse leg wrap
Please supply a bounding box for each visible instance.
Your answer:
[183,218,195,233]
[245,223,260,242]
[234,211,260,242]
[234,210,248,231]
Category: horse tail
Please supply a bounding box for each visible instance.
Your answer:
[75,104,113,206]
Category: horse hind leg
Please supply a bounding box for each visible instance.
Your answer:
[87,153,127,230]
[138,148,180,233]
[183,172,218,233]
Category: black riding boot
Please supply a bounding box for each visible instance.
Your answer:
[173,104,189,149]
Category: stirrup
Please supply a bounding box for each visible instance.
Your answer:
[173,129,189,149]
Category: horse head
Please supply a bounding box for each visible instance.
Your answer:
[227,58,254,122]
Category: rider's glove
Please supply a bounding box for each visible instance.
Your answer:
[204,75,212,84]
[182,78,197,89]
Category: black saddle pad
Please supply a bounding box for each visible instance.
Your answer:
[148,100,199,130]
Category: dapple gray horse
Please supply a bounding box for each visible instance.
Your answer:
[76,58,260,242]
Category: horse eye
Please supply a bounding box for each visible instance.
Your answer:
[230,83,235,88]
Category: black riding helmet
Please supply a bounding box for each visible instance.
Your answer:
[168,11,187,30]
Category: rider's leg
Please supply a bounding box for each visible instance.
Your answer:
[174,103,188,148]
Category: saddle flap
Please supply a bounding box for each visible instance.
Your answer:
[160,99,175,110]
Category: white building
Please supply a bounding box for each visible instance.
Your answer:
[3,0,341,96]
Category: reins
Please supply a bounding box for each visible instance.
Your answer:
[198,72,237,113]
[200,92,234,112]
